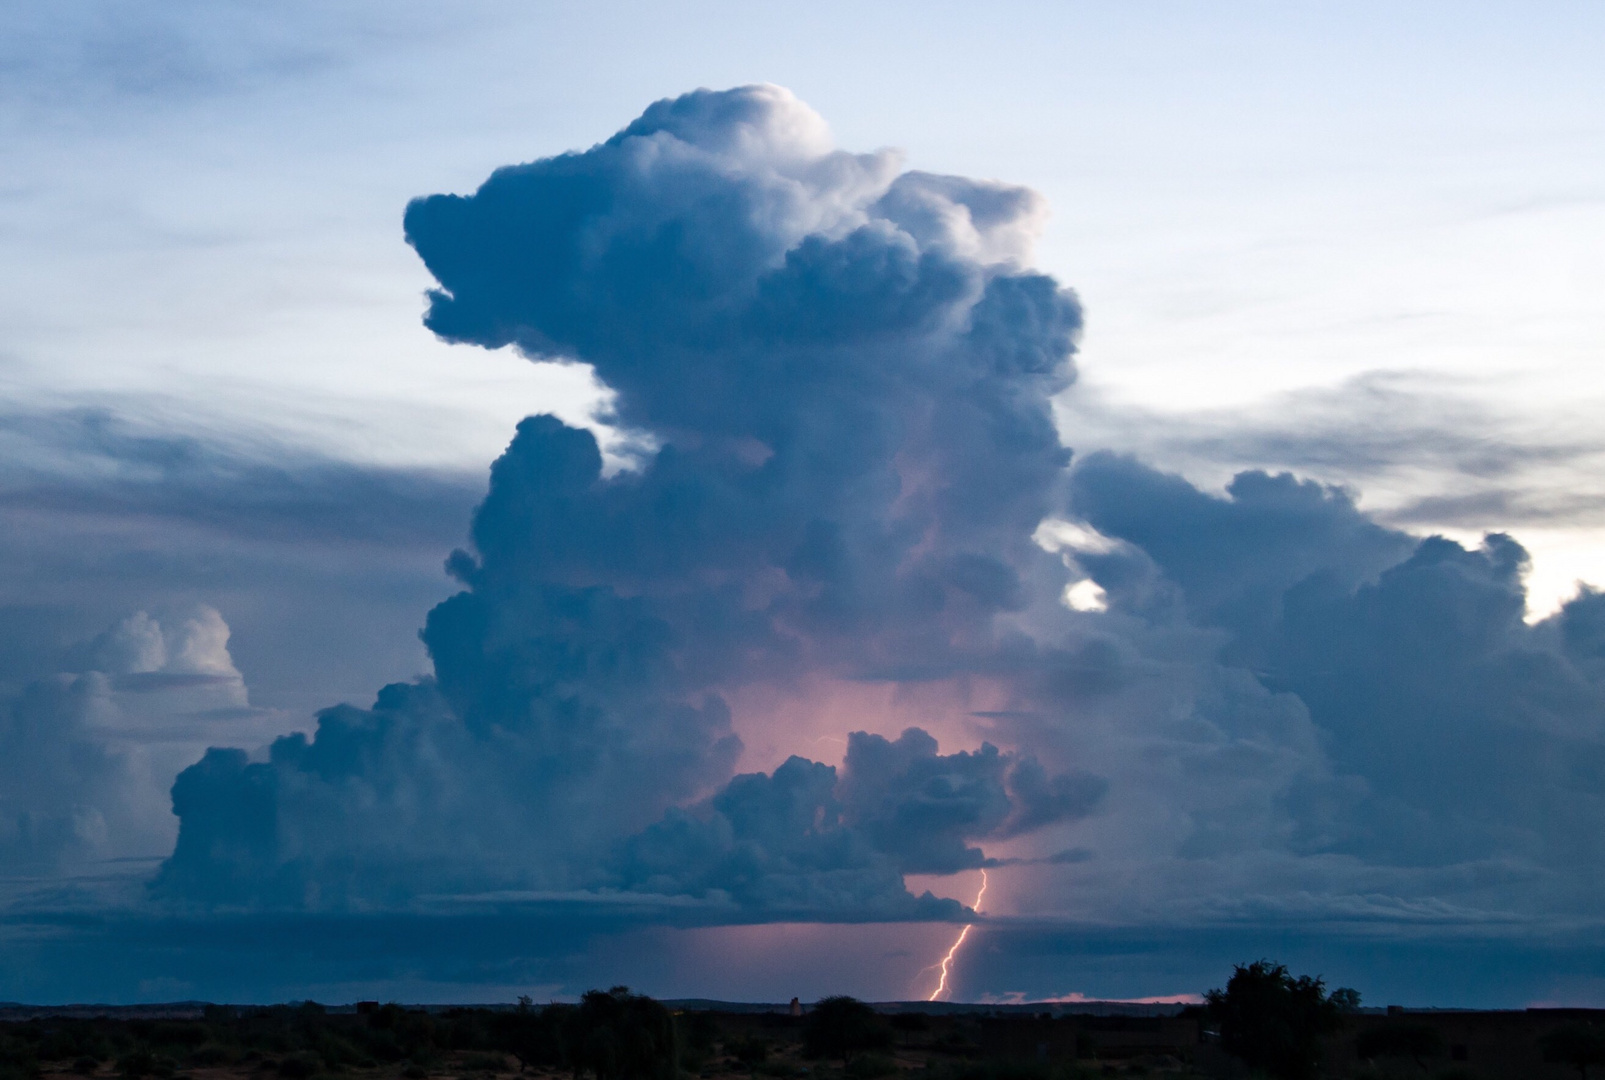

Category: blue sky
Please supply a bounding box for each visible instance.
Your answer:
[2,1,1605,1007]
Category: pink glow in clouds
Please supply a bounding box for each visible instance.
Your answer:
[625,922,971,1001]
[723,675,1013,775]
[1046,992,1204,1005]
[979,991,1204,1006]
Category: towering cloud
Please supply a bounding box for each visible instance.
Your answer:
[149,85,1605,944]
[155,85,1097,916]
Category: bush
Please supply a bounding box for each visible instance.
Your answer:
[802,998,889,1063]
[566,988,678,1080]
[488,1003,566,1072]
[1205,961,1344,1080]
[1329,988,1363,1014]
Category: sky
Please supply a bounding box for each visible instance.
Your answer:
[2,0,1605,1007]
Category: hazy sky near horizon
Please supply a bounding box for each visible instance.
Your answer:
[3,1,1605,1007]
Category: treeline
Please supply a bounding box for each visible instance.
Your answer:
[0,989,938,1080]
[0,988,681,1080]
[1204,959,1605,1080]
[16,967,1599,1080]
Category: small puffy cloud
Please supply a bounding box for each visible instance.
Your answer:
[90,611,168,674]
[0,606,263,873]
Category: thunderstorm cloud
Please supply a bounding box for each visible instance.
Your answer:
[153,86,1605,927]
[2,86,1604,1002]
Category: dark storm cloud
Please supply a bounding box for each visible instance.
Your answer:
[837,729,1101,870]
[611,753,956,920]
[1267,535,1605,876]
[145,86,1605,945]
[1063,454,1605,921]
[156,85,1095,917]
[0,82,1588,991]
[608,728,1101,914]
[1068,451,1413,647]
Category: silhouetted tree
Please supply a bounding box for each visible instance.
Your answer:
[802,997,890,1063]
[565,988,677,1080]
[1543,1023,1605,1080]
[1328,987,1362,1014]
[1205,961,1343,1080]
[489,999,567,1072]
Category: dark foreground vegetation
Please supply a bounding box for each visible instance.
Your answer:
[0,970,1601,1080]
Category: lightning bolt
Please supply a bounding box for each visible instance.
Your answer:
[927,869,987,1002]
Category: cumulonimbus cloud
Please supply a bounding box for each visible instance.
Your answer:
[148,85,1605,937]
[153,84,1097,918]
